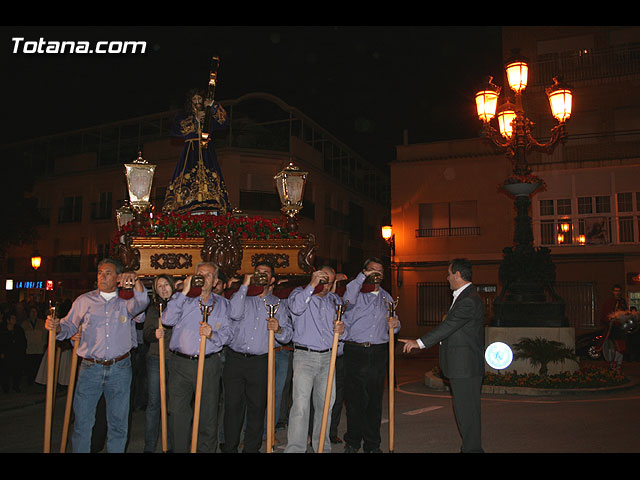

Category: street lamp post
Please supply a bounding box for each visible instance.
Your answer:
[31,254,42,272]
[381,225,401,290]
[475,49,573,327]
[381,225,395,256]
[31,253,42,303]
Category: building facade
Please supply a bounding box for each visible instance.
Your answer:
[1,92,390,303]
[389,26,640,340]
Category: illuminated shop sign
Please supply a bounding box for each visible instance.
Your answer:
[14,280,45,289]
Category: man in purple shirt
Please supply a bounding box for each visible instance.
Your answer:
[161,261,232,453]
[341,258,400,453]
[284,266,345,453]
[45,258,149,453]
[222,261,293,452]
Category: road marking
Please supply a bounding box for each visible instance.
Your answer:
[382,405,443,423]
[403,406,443,416]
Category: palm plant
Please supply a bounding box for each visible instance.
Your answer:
[512,337,577,376]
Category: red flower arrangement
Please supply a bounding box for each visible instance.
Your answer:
[110,211,302,254]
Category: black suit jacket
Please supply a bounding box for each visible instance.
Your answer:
[419,284,485,379]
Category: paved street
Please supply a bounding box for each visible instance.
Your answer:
[1,351,639,455]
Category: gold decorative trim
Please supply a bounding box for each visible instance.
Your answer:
[125,234,316,277]
[251,253,290,269]
[150,253,193,270]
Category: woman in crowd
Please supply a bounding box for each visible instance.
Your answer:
[142,274,176,452]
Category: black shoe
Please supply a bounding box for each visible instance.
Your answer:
[344,444,359,453]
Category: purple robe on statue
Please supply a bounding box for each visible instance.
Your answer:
[162,103,231,214]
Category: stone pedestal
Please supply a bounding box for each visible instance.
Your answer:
[485,326,579,375]
[492,300,568,327]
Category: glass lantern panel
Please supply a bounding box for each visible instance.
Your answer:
[126,165,156,202]
[283,175,305,204]
[475,90,498,122]
[497,110,516,138]
[506,62,528,93]
[548,89,572,122]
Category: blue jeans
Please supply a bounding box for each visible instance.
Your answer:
[284,349,334,453]
[72,355,132,453]
[273,348,291,426]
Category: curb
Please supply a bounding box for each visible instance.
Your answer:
[0,389,66,414]
[424,371,640,396]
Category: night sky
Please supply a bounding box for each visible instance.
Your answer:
[1,26,503,168]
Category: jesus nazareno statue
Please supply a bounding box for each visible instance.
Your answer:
[162,89,231,215]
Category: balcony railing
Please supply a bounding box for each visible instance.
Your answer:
[533,44,640,87]
[416,227,481,238]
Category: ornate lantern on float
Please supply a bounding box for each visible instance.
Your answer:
[124,151,156,230]
[116,202,135,230]
[274,162,308,232]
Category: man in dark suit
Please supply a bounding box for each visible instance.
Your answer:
[399,258,484,453]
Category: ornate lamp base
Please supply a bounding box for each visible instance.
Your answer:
[502,182,541,197]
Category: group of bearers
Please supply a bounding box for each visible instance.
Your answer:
[45,256,401,454]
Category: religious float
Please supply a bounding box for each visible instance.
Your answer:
[110,57,317,289]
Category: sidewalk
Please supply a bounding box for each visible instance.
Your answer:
[0,381,68,413]
[2,353,639,414]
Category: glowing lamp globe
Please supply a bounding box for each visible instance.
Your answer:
[31,255,42,270]
[475,77,501,123]
[497,101,517,138]
[546,77,573,123]
[381,225,393,241]
[505,60,528,93]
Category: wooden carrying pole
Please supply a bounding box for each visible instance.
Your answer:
[60,326,80,453]
[53,346,62,400]
[264,298,280,453]
[270,348,276,446]
[386,298,398,453]
[191,301,213,453]
[317,301,346,453]
[43,304,58,453]
[388,326,395,453]
[158,303,169,453]
[266,329,275,453]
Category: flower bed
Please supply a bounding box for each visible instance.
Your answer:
[433,364,628,389]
